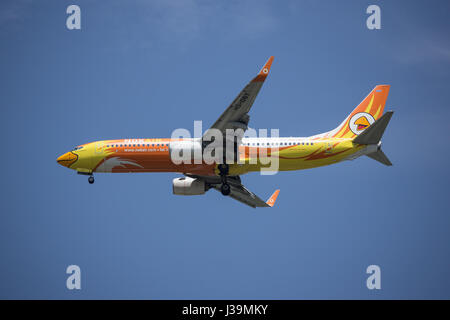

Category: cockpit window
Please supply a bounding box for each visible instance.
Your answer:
[72,146,84,151]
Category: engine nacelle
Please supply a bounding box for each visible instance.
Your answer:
[169,140,203,164]
[172,177,206,195]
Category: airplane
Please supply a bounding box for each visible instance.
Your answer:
[57,56,393,208]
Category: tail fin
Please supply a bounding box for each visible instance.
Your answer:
[323,85,390,139]
[353,111,394,166]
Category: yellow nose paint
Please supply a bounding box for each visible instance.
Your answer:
[57,152,78,168]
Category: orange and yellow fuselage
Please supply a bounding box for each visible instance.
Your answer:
[56,137,365,176]
[57,84,389,179]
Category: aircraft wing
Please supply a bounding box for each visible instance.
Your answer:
[202,56,274,142]
[212,183,280,208]
[187,174,280,208]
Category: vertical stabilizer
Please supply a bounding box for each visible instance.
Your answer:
[320,85,390,139]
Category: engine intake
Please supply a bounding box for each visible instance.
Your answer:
[172,177,206,195]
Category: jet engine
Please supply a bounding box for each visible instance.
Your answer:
[172,177,206,195]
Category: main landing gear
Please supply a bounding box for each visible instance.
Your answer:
[218,164,231,196]
[220,183,230,196]
[88,176,95,184]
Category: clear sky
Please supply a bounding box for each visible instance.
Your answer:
[0,0,449,299]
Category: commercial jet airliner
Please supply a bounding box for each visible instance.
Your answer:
[57,57,393,208]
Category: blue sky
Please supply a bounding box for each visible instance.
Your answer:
[0,0,449,299]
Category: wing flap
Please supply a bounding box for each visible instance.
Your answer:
[210,182,279,208]
[186,173,280,208]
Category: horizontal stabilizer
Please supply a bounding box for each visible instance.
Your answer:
[353,111,394,145]
[367,149,392,166]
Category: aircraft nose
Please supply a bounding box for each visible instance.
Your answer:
[57,152,78,168]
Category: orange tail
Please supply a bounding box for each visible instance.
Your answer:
[323,85,390,139]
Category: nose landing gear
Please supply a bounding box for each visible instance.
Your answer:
[77,171,94,184]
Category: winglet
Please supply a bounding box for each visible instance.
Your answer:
[252,56,274,82]
[266,189,280,207]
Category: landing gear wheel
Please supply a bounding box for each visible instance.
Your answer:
[88,176,94,184]
[218,163,230,195]
[221,183,231,196]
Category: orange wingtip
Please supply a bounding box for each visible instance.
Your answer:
[266,189,280,207]
[252,56,274,82]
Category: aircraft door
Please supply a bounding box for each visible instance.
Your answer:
[325,142,332,153]
[95,142,104,154]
